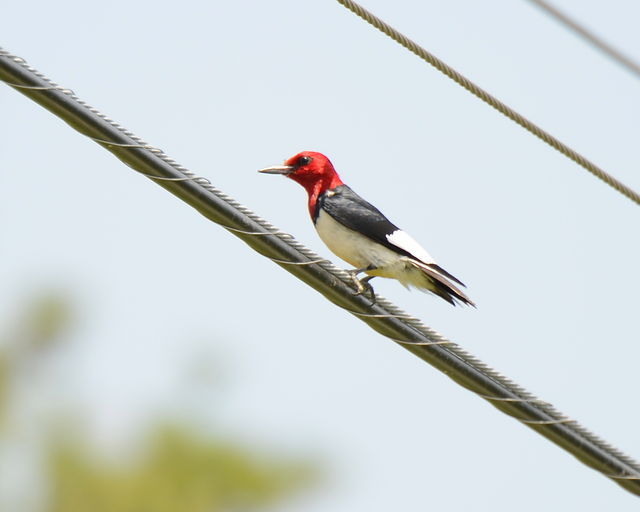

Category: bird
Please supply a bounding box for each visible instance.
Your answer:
[258,151,474,307]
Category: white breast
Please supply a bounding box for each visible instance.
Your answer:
[315,209,406,271]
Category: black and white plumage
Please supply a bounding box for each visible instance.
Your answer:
[259,151,474,307]
[315,185,473,306]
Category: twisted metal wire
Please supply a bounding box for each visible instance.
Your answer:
[335,0,640,206]
[527,0,640,80]
[1,47,639,494]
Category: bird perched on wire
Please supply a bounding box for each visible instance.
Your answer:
[259,151,474,307]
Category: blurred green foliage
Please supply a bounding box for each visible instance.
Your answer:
[21,293,72,352]
[48,425,314,512]
[0,292,316,511]
[0,293,72,428]
[6,292,72,352]
[0,354,7,425]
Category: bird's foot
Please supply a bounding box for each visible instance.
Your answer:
[348,270,377,305]
[356,276,377,305]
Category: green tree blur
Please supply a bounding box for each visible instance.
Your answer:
[0,293,315,512]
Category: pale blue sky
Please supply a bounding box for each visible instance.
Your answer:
[2,1,639,510]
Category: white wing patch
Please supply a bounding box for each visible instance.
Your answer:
[386,230,435,264]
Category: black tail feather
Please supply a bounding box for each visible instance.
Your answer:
[427,263,467,288]
[430,277,475,307]
[409,260,476,307]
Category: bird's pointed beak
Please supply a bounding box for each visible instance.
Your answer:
[258,165,294,175]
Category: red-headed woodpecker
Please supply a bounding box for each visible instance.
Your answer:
[259,151,474,307]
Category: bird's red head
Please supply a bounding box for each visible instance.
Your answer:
[259,151,344,218]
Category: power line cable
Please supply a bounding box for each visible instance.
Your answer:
[527,0,640,80]
[1,47,639,496]
[335,0,640,206]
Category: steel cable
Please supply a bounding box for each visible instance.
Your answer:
[527,0,640,80]
[335,0,640,206]
[1,47,639,495]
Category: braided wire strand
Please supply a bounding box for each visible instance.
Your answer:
[527,0,640,80]
[335,0,640,206]
[1,46,639,492]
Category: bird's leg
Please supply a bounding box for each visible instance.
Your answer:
[358,275,377,304]
[347,265,378,304]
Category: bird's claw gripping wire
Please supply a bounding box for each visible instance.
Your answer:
[348,266,377,305]
[355,275,376,304]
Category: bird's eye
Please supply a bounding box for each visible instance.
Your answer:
[298,156,312,166]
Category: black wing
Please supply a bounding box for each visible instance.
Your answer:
[318,185,468,289]
[316,185,413,257]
